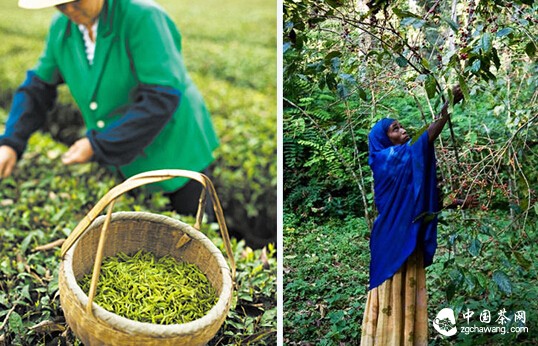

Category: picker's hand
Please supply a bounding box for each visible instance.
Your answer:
[62,138,94,165]
[440,85,464,116]
[0,145,17,178]
[452,85,464,104]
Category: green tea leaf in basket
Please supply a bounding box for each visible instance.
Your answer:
[79,250,217,325]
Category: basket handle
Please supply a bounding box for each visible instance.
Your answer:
[60,169,236,316]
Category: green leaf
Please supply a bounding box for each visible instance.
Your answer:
[513,251,531,270]
[325,0,344,8]
[328,310,345,323]
[496,28,513,37]
[442,16,459,32]
[401,17,426,28]
[377,50,391,65]
[392,42,404,54]
[457,74,470,102]
[337,83,350,99]
[412,210,439,223]
[525,41,536,58]
[468,238,481,257]
[466,131,477,145]
[8,311,24,334]
[393,8,421,19]
[425,74,437,99]
[357,87,368,101]
[324,51,342,65]
[470,59,481,73]
[339,73,356,85]
[20,233,34,254]
[421,58,430,69]
[481,67,497,81]
[481,32,492,53]
[395,56,408,67]
[492,48,501,70]
[410,124,429,145]
[20,285,31,301]
[326,73,337,90]
[464,274,476,291]
[492,270,512,295]
[446,281,457,301]
[283,42,292,54]
[476,272,488,289]
[330,57,341,73]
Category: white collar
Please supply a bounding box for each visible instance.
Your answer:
[78,21,99,65]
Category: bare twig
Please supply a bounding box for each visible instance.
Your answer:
[423,0,442,19]
[33,238,65,252]
[0,305,17,331]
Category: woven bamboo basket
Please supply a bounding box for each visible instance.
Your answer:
[58,170,236,346]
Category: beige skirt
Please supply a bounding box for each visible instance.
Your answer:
[360,248,428,345]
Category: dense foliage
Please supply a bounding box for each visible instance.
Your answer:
[0,0,277,248]
[283,216,370,345]
[283,213,537,345]
[284,0,537,344]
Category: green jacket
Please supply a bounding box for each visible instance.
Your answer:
[34,0,219,192]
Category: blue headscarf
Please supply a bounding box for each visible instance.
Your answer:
[368,118,395,154]
[367,118,438,289]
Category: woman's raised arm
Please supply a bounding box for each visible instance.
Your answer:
[428,86,464,143]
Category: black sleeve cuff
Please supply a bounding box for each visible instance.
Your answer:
[87,84,180,166]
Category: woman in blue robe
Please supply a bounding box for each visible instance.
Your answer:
[361,87,463,345]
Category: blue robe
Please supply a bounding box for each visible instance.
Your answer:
[367,119,438,290]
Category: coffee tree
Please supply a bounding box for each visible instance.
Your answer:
[284,0,536,223]
[284,1,537,343]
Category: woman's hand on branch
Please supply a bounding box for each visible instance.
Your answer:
[442,85,464,113]
[452,85,464,105]
[428,85,464,142]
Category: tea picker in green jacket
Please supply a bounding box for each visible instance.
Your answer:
[0,0,219,215]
